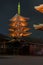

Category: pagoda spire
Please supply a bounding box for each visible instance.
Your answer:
[18,2,20,15]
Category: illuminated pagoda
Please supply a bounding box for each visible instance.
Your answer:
[9,2,32,41]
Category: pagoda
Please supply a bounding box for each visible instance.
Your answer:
[9,2,32,41]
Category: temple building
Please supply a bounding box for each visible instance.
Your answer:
[9,2,32,39]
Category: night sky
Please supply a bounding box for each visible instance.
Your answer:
[0,0,43,39]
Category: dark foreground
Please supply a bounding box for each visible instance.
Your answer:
[0,55,43,65]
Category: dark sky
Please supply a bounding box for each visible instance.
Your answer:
[0,0,43,38]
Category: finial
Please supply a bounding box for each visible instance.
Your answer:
[18,2,20,15]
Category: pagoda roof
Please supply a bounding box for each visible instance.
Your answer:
[34,4,43,13]
[10,14,29,21]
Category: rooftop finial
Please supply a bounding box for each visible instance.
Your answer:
[18,2,20,15]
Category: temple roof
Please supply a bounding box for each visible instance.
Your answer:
[10,14,29,21]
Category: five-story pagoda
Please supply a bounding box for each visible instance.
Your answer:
[9,2,32,41]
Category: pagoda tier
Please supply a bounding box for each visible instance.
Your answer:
[9,32,32,38]
[9,27,31,32]
[10,14,29,22]
[9,21,28,27]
